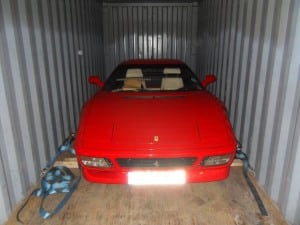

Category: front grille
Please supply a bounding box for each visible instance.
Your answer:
[116,157,197,168]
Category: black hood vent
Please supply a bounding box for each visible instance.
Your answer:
[116,157,197,168]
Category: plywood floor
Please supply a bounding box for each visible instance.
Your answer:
[6,167,287,225]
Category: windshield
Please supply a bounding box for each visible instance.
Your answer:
[103,64,203,92]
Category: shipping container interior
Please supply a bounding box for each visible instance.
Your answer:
[0,0,299,224]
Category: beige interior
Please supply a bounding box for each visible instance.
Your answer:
[161,77,184,90]
[123,68,144,90]
[123,78,143,89]
[163,67,181,74]
[125,68,143,77]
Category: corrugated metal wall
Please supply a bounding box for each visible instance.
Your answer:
[198,0,300,224]
[0,0,299,224]
[0,0,103,223]
[102,2,201,77]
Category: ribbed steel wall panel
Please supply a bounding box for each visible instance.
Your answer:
[0,0,103,223]
[102,2,200,77]
[198,0,300,224]
[0,0,299,224]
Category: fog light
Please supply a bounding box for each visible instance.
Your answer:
[201,154,232,166]
[81,156,112,168]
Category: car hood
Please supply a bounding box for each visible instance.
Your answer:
[75,91,236,153]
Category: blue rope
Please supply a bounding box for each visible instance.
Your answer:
[37,166,81,219]
[17,134,81,223]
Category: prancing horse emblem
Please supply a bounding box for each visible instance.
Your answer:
[153,135,159,142]
[153,160,160,167]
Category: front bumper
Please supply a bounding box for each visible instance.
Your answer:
[81,164,232,184]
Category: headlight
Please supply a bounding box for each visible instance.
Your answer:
[81,156,112,168]
[201,154,232,166]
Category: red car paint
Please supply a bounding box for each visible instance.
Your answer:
[75,59,237,184]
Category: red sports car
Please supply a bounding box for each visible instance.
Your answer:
[75,59,237,185]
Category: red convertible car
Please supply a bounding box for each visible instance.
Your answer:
[75,59,237,185]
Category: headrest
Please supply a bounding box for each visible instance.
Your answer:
[163,68,181,74]
[126,68,143,78]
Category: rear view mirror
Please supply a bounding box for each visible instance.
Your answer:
[201,74,217,88]
[88,75,104,88]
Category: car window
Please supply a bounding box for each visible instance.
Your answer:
[103,64,203,92]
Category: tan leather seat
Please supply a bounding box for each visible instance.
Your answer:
[126,68,144,78]
[161,67,183,90]
[163,68,181,75]
[123,68,145,90]
[161,77,184,90]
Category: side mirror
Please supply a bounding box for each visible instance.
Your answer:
[201,74,217,88]
[88,75,104,88]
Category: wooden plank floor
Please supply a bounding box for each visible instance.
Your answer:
[6,167,287,225]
